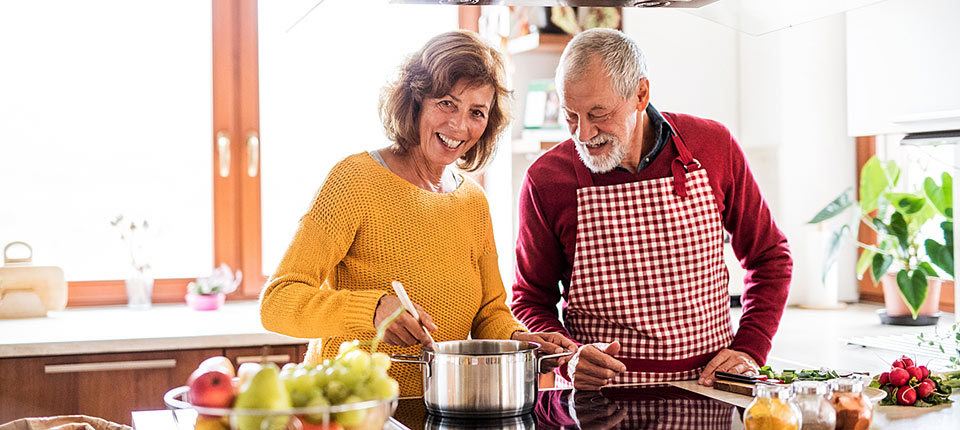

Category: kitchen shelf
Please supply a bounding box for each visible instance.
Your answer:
[507,33,573,55]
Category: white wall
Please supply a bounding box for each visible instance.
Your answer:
[622,10,741,137]
[739,14,857,304]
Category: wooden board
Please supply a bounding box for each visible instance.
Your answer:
[712,379,756,396]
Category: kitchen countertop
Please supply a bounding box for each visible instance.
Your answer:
[0,301,308,358]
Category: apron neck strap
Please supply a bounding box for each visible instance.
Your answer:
[570,112,699,195]
[663,113,698,198]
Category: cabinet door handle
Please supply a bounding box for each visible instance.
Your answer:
[235,354,291,364]
[217,131,231,177]
[44,359,177,374]
[246,132,259,177]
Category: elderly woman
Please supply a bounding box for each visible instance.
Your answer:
[259,30,575,396]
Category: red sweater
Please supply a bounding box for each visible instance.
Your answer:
[511,112,792,366]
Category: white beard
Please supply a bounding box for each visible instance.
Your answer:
[574,133,627,173]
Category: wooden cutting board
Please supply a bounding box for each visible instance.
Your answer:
[712,379,756,396]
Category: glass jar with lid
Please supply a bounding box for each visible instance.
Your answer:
[743,383,802,430]
[829,377,873,430]
[792,381,836,430]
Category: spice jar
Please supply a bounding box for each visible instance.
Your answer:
[744,384,802,430]
[792,381,836,430]
[829,378,873,430]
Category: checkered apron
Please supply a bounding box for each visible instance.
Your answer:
[565,113,734,383]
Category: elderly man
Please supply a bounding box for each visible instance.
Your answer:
[511,28,792,390]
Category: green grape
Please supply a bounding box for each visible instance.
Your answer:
[337,340,361,357]
[290,386,322,408]
[340,350,373,382]
[326,362,364,389]
[302,393,331,424]
[332,396,368,428]
[367,372,399,400]
[323,379,349,404]
[371,352,391,371]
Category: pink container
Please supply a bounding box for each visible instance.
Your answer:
[185,293,225,311]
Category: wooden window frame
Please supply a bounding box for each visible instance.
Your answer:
[67,0,263,306]
[855,136,955,312]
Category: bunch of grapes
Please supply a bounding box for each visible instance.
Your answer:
[279,341,399,428]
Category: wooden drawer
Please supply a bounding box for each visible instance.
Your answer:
[0,349,220,426]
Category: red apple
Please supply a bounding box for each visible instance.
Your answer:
[191,356,236,379]
[188,370,236,408]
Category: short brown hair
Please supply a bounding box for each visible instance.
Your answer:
[379,30,511,172]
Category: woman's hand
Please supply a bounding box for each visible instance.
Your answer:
[512,331,578,373]
[374,295,438,348]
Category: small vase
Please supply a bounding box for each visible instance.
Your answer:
[125,268,154,310]
[186,292,225,311]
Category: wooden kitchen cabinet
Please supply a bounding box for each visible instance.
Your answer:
[0,349,219,426]
[224,344,303,369]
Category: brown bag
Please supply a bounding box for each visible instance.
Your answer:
[0,416,131,430]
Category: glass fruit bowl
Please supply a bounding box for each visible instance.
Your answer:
[164,385,398,430]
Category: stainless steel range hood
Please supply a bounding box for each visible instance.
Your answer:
[393,0,718,7]
[391,0,893,35]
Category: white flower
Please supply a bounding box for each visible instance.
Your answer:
[187,263,243,296]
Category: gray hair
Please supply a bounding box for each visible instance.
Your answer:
[555,28,647,103]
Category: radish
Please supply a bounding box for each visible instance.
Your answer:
[878,372,890,385]
[889,367,910,386]
[896,385,917,406]
[906,366,923,381]
[919,365,930,379]
[900,355,915,368]
[917,379,935,399]
[892,359,906,369]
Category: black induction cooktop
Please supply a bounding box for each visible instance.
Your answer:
[390,385,744,430]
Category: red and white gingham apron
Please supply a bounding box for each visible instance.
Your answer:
[565,113,734,383]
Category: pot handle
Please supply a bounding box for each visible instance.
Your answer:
[536,351,574,374]
[389,354,427,365]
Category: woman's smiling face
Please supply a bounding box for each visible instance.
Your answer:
[416,79,495,169]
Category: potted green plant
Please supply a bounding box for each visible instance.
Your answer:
[808,155,953,324]
[186,263,242,311]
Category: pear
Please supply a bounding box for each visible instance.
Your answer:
[233,363,291,430]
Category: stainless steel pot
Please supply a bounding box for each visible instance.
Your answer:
[391,340,571,418]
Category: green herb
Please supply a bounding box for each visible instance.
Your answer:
[759,366,841,383]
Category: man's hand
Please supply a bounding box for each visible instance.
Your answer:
[698,348,758,386]
[567,341,627,390]
[512,332,578,373]
[374,295,437,347]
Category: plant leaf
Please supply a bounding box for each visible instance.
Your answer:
[925,237,954,278]
[871,253,893,284]
[860,157,889,213]
[887,192,927,215]
[822,224,849,284]
[918,261,939,278]
[897,269,929,320]
[809,188,854,224]
[924,174,952,218]
[888,212,910,254]
[856,249,875,280]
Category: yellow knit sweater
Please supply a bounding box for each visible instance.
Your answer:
[259,152,526,396]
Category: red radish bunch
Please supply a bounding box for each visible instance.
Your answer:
[871,355,953,407]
